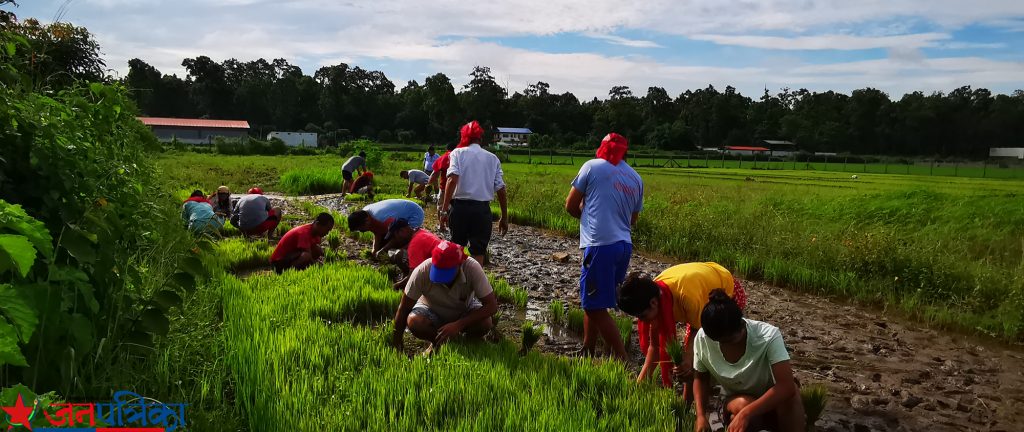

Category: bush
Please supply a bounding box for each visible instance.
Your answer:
[213,137,289,156]
[0,76,205,394]
[339,139,387,169]
[377,129,394,143]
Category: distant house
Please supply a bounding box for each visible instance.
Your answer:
[138,117,250,144]
[758,140,797,157]
[496,127,532,147]
[724,146,770,156]
[990,148,1024,160]
[268,131,318,147]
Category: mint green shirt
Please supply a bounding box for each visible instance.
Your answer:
[693,319,790,397]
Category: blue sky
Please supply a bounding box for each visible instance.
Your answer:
[9,0,1024,99]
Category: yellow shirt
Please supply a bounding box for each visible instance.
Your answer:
[654,262,735,329]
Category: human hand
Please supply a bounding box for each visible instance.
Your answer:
[391,329,404,350]
[436,321,464,345]
[498,217,509,236]
[673,363,693,381]
[695,416,711,432]
[727,410,750,432]
[439,213,449,231]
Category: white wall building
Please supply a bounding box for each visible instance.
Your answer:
[990,148,1024,159]
[496,127,532,147]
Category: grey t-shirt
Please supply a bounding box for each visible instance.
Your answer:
[342,156,366,173]
[234,194,272,230]
[404,258,493,322]
[408,169,430,185]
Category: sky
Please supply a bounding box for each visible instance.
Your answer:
[9,0,1024,99]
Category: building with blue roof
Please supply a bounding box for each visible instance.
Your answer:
[496,127,532,147]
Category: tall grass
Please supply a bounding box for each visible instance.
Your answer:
[222,262,685,431]
[279,168,346,195]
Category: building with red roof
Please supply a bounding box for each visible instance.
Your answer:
[137,117,250,144]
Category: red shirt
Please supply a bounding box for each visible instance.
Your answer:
[432,152,451,189]
[271,224,321,262]
[407,229,442,271]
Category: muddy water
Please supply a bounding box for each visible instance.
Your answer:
[313,194,1024,432]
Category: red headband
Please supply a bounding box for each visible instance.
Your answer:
[458,121,484,148]
[596,133,628,165]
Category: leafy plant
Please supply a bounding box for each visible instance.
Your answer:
[801,383,829,431]
[665,339,684,365]
[520,321,543,355]
[548,300,565,325]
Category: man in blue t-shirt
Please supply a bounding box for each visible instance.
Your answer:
[563,133,643,361]
[347,199,425,252]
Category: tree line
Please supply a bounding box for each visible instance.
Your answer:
[7,15,1024,157]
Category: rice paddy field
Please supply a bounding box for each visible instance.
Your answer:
[157,150,1024,340]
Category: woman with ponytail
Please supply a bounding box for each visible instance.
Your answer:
[692,289,804,432]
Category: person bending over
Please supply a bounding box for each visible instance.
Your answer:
[347,199,425,253]
[692,290,804,432]
[270,213,335,274]
[390,241,498,353]
[401,169,431,200]
[617,262,747,396]
[341,151,367,194]
[377,219,442,290]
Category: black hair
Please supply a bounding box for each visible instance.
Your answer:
[428,145,435,152]
[446,142,457,151]
[190,190,204,197]
[400,170,409,177]
[616,272,660,317]
[315,212,335,226]
[701,289,745,341]
[347,210,369,231]
[358,151,367,158]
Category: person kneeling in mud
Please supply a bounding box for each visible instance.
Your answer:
[618,262,747,394]
[269,213,334,274]
[391,241,497,353]
[692,290,804,432]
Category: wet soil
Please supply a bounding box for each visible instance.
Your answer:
[305,193,1024,432]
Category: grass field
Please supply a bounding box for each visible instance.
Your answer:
[155,151,1024,339]
[219,257,685,431]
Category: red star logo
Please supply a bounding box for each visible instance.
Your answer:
[1,394,34,431]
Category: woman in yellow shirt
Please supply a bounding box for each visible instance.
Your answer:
[617,262,747,391]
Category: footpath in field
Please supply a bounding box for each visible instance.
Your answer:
[480,222,1024,432]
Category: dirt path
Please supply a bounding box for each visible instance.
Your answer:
[307,194,1024,432]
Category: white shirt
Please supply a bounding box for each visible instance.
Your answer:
[447,144,505,202]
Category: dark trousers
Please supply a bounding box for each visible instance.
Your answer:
[449,199,492,257]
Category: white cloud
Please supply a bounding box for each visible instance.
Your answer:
[691,33,950,50]
[582,33,663,48]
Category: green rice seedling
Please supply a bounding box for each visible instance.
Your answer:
[614,314,634,345]
[489,275,528,308]
[520,321,543,355]
[567,306,585,335]
[665,339,684,365]
[325,230,342,250]
[548,299,565,325]
[275,221,293,238]
[360,248,375,260]
[801,383,829,431]
[215,238,272,272]
[279,168,345,195]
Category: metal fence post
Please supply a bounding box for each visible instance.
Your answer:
[955,161,959,177]
[824,155,829,172]
[570,151,574,166]
[753,152,758,169]
[739,154,743,169]
[528,147,532,164]
[843,157,848,172]
[722,152,726,168]
[930,160,934,176]
[705,153,709,168]
[983,160,987,178]
[652,153,655,168]
[550,149,553,164]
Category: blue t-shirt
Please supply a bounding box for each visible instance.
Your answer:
[363,199,425,228]
[571,159,643,248]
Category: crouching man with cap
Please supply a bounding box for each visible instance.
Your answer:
[391,240,498,353]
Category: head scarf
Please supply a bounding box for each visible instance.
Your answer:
[458,121,484,148]
[596,133,628,165]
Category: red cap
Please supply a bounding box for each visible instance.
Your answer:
[429,240,466,283]
[364,171,374,178]
[248,187,263,194]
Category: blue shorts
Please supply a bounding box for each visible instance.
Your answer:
[580,241,633,310]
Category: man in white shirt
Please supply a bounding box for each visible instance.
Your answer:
[439,121,508,265]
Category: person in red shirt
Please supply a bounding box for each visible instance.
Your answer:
[426,142,457,212]
[349,171,375,199]
[270,213,335,274]
[378,219,442,289]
